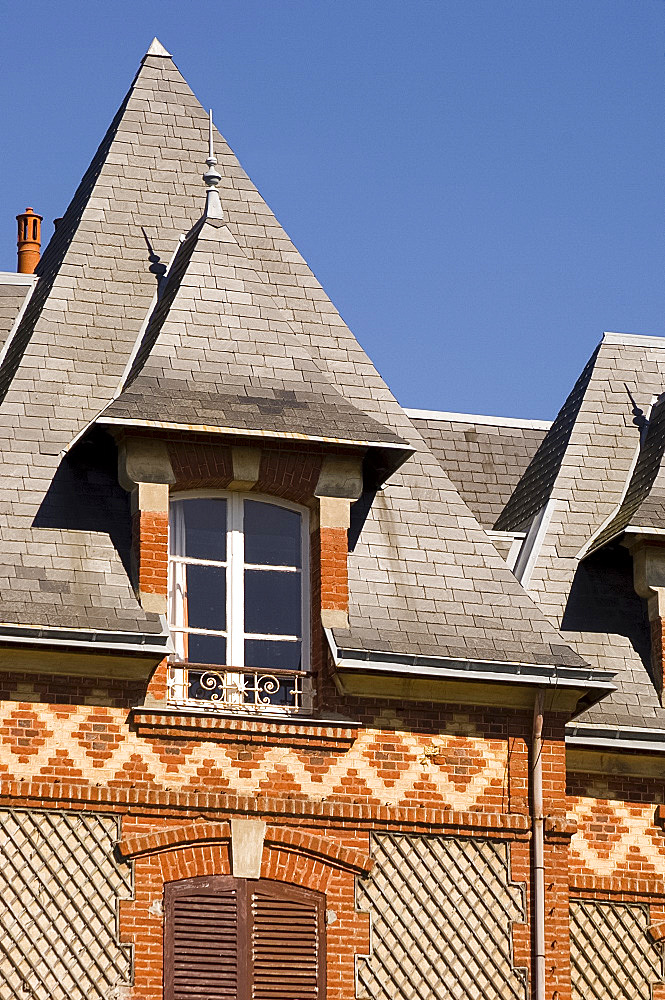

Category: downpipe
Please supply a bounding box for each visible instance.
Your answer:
[531,688,545,1000]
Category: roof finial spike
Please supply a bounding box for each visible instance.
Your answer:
[624,383,649,445]
[202,109,224,221]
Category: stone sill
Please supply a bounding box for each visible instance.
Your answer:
[131,706,359,750]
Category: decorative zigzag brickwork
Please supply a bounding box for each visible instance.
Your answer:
[0,701,510,813]
[569,795,665,882]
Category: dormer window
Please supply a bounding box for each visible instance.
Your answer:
[168,493,309,714]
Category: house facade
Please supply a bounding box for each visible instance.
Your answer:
[0,38,664,1000]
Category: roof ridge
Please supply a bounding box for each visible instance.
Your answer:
[0,63,144,412]
[583,392,665,555]
[406,407,552,430]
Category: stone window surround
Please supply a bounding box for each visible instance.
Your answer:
[117,433,365,716]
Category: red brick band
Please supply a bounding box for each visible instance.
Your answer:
[0,778,530,835]
[571,874,665,898]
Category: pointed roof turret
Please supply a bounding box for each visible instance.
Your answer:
[0,42,593,693]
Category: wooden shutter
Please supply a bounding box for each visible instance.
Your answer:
[165,876,242,1000]
[250,882,325,999]
[164,877,325,1000]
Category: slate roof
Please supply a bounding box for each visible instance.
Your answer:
[100,218,409,455]
[491,333,665,732]
[495,348,600,532]
[0,42,583,671]
[408,409,549,528]
[0,276,33,353]
[585,392,665,553]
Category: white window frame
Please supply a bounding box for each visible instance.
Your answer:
[168,491,310,712]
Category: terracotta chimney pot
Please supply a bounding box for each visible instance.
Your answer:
[16,206,42,274]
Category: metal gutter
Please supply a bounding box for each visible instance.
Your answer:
[603,331,665,349]
[0,272,35,285]
[566,723,665,753]
[0,274,38,368]
[0,621,172,656]
[405,407,551,431]
[325,630,616,695]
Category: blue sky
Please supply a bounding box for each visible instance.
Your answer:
[1,1,662,419]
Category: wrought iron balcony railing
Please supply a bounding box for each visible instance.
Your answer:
[167,661,310,715]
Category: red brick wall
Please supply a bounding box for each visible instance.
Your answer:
[4,679,665,997]
[4,441,665,997]
[0,679,540,998]
[567,771,665,892]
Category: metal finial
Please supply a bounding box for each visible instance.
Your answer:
[624,383,649,445]
[203,109,224,221]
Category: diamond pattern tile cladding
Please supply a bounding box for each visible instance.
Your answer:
[355,833,527,1000]
[570,900,664,1000]
[0,808,133,1000]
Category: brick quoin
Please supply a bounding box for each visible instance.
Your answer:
[133,509,169,596]
[319,526,349,612]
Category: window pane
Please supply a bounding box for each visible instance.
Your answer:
[245,569,301,636]
[185,564,226,631]
[244,501,301,567]
[186,633,227,666]
[171,498,226,562]
[245,639,302,671]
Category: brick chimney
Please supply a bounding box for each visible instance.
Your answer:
[16,207,42,274]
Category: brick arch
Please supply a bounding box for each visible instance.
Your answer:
[118,824,371,999]
[118,819,373,876]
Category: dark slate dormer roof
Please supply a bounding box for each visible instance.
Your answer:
[494,347,600,532]
[98,218,410,464]
[490,332,665,735]
[0,42,587,679]
[407,409,549,529]
[585,393,665,554]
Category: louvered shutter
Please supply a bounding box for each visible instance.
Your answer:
[165,877,241,1000]
[250,883,325,999]
[164,877,325,1000]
